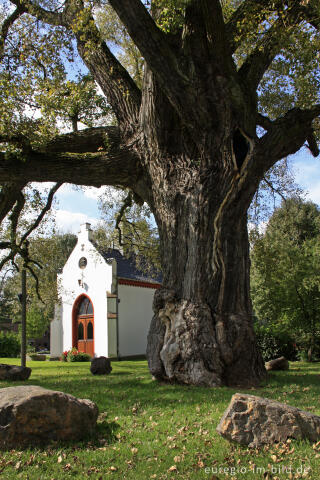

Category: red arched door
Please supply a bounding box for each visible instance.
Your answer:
[75,297,94,356]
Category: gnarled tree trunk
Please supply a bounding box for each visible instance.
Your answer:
[143,130,265,386]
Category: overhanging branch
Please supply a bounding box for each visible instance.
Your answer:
[0,4,26,60]
[253,105,320,178]
[0,126,147,196]
[10,0,65,27]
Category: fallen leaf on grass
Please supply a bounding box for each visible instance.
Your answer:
[168,465,177,472]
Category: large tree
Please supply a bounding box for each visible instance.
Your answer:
[1,0,320,386]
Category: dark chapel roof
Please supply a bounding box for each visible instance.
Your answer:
[91,242,162,284]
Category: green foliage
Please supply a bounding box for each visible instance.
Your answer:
[152,0,189,33]
[254,322,297,362]
[0,232,77,340]
[0,4,74,150]
[0,331,20,357]
[25,304,48,339]
[36,74,114,131]
[251,197,320,359]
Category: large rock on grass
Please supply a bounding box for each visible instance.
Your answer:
[265,356,289,371]
[0,385,98,449]
[0,364,31,381]
[217,393,320,447]
[90,356,112,375]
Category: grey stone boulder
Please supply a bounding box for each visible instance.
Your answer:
[265,356,289,371]
[0,364,31,381]
[0,385,99,449]
[90,356,112,375]
[217,393,320,447]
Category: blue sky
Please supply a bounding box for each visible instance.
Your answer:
[51,146,320,235]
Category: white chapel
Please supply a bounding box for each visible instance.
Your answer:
[50,223,161,359]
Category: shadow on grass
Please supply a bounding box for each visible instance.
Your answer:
[1,360,319,416]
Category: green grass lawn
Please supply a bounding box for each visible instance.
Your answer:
[0,359,319,479]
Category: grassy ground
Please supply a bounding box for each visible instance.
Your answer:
[0,359,319,480]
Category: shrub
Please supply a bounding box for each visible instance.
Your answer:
[255,325,298,362]
[0,331,21,358]
[61,348,91,362]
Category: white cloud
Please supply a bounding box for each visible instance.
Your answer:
[83,186,107,200]
[53,209,100,234]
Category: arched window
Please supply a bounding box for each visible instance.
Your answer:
[77,297,93,315]
[87,321,93,340]
[78,322,84,340]
[87,301,93,315]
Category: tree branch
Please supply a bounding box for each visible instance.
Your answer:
[200,0,230,59]
[10,0,65,27]
[25,263,43,303]
[115,190,133,247]
[253,105,320,178]
[74,29,142,128]
[20,183,62,245]
[262,176,287,203]
[108,0,201,128]
[44,126,119,154]
[0,4,26,60]
[0,126,148,200]
[9,190,25,245]
[256,112,273,131]
[0,181,27,223]
[306,132,320,157]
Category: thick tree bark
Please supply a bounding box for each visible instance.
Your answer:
[139,63,265,386]
[146,153,265,387]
